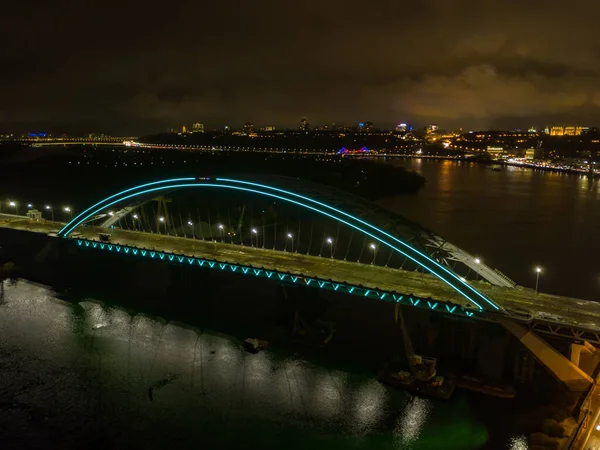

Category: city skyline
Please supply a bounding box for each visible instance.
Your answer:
[3,0,600,135]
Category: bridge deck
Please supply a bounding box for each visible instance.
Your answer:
[2,216,600,332]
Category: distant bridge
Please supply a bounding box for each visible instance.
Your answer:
[4,175,599,391]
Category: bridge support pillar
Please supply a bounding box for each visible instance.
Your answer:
[499,319,593,392]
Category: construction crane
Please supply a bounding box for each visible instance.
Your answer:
[395,304,437,381]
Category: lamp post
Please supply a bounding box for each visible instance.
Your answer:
[132,214,139,231]
[326,237,334,258]
[474,257,481,280]
[217,224,224,242]
[63,206,72,221]
[8,201,18,215]
[187,221,195,239]
[251,228,258,247]
[45,205,54,222]
[370,243,378,264]
[158,216,165,234]
[286,232,294,252]
[535,266,542,295]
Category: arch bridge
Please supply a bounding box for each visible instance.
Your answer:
[56,175,596,391]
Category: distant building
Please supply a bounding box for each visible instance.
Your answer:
[426,124,439,134]
[358,121,373,132]
[182,125,187,133]
[396,123,408,132]
[486,146,504,159]
[300,117,309,131]
[192,123,204,133]
[243,122,254,133]
[547,126,585,136]
[261,125,275,132]
[525,148,536,160]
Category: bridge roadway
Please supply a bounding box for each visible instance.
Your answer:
[3,216,600,334]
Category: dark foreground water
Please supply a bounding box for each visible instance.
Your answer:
[0,281,527,450]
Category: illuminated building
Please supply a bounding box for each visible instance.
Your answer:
[192,123,204,133]
[243,122,254,133]
[396,123,408,132]
[261,125,275,132]
[528,126,537,133]
[300,117,309,131]
[525,148,536,160]
[182,125,187,133]
[486,146,504,159]
[426,124,439,134]
[547,126,585,136]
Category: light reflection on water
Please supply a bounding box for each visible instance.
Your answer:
[0,281,522,449]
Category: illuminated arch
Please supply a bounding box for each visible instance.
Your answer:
[58,176,501,311]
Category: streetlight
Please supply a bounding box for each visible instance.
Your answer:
[45,205,54,222]
[8,201,18,216]
[27,203,33,209]
[286,232,294,252]
[63,206,72,221]
[187,220,195,239]
[535,266,542,295]
[132,214,138,231]
[108,211,114,216]
[326,237,333,258]
[218,224,224,242]
[251,228,258,247]
[370,243,378,264]
[474,257,481,264]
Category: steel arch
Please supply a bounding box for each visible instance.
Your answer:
[58,176,501,311]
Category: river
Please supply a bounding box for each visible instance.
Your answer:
[3,158,596,449]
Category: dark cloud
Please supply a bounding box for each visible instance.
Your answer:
[2,0,600,134]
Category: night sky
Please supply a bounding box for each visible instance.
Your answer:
[2,0,599,135]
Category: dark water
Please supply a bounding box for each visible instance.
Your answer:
[382,159,600,301]
[4,158,595,450]
[0,282,525,450]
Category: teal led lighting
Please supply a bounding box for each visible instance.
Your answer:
[58,177,196,236]
[61,181,489,310]
[216,178,498,311]
[73,238,478,320]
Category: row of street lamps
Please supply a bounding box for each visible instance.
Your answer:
[4,200,546,293]
[4,200,72,221]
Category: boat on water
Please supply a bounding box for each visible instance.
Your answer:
[242,338,269,354]
[455,375,516,399]
[378,366,456,400]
